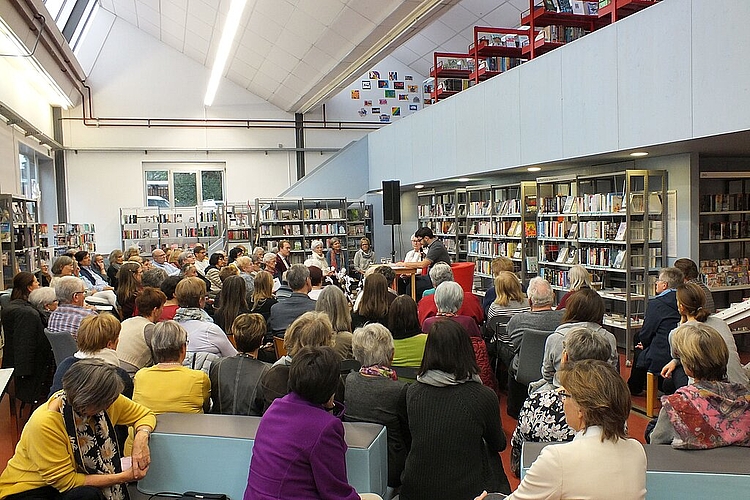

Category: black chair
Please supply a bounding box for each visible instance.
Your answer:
[340,359,361,374]
[43,329,77,367]
[484,313,516,376]
[507,329,554,419]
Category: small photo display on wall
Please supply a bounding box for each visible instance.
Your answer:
[384,90,395,98]
[380,114,390,122]
[358,108,367,117]
[369,71,380,79]
[408,85,418,93]
[409,104,418,111]
[364,100,372,106]
[378,80,389,89]
[361,81,371,90]
[379,99,387,104]
[389,71,398,80]
[398,94,408,101]
[351,90,360,99]
[391,107,401,116]
[372,107,380,113]
[405,75,413,81]
[394,81,404,90]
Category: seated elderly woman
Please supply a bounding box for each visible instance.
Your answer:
[308,239,331,274]
[400,319,508,500]
[556,264,592,310]
[260,311,336,411]
[344,324,409,490]
[127,320,210,452]
[540,288,618,390]
[29,285,58,326]
[49,255,76,287]
[648,323,750,448]
[246,346,382,500]
[173,277,237,357]
[509,327,612,477]
[210,313,271,416]
[422,281,496,391]
[116,286,167,377]
[0,359,155,499]
[486,360,646,500]
[417,263,483,327]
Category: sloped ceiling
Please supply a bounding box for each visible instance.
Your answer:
[97,0,531,113]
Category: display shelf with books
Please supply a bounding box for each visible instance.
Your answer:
[53,223,97,254]
[537,175,578,283]
[225,202,256,248]
[196,207,222,246]
[120,207,163,254]
[346,201,373,269]
[417,188,468,262]
[255,198,305,262]
[301,198,348,257]
[521,0,601,59]
[490,182,538,286]
[0,194,40,290]
[467,27,530,84]
[467,185,495,289]
[120,207,221,254]
[698,171,750,308]
[430,52,473,102]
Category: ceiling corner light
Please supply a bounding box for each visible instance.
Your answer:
[414,184,425,189]
[630,151,649,157]
[204,0,250,106]
[527,167,541,172]
[457,177,471,183]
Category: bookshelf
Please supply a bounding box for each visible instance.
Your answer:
[467,185,494,290]
[120,207,223,254]
[417,188,468,262]
[491,182,538,286]
[0,194,40,290]
[521,0,600,59]
[467,27,530,85]
[346,201,373,269]
[537,170,666,359]
[301,198,348,255]
[430,52,473,103]
[698,171,750,308]
[225,202,256,249]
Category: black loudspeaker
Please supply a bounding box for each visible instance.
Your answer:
[382,180,401,225]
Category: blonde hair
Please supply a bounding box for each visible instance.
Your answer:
[672,323,728,381]
[284,311,334,357]
[491,256,514,276]
[175,277,206,308]
[493,271,525,306]
[77,314,121,353]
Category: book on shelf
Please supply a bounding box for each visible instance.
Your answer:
[524,222,537,238]
[648,193,663,214]
[614,222,627,241]
[567,223,578,239]
[562,196,576,214]
[513,244,522,259]
[613,249,626,269]
[565,248,577,265]
[526,256,539,273]
[557,246,569,263]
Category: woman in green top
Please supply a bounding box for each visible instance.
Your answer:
[387,295,427,368]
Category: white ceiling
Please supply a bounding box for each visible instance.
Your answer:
[96,0,532,113]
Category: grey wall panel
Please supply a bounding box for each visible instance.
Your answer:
[485,67,522,172]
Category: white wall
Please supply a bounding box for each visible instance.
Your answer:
[366,0,750,190]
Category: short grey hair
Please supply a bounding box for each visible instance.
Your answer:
[352,324,394,367]
[564,327,612,363]
[151,320,188,363]
[310,239,324,250]
[63,359,124,414]
[429,262,454,287]
[286,264,310,291]
[51,255,74,276]
[29,287,57,309]
[235,255,252,272]
[434,281,464,314]
[55,276,85,304]
[568,265,592,290]
[142,267,168,288]
[263,252,276,264]
[178,251,194,266]
[527,277,554,307]
[660,267,684,289]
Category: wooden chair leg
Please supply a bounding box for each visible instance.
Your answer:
[646,372,659,417]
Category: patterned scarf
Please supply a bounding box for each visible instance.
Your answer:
[59,392,125,500]
[173,307,214,323]
[662,380,750,449]
[359,364,398,381]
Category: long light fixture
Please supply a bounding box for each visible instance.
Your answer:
[204,0,251,106]
[296,0,445,114]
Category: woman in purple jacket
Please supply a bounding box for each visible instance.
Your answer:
[244,346,381,500]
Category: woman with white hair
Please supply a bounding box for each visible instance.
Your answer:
[557,264,592,309]
[28,286,58,326]
[345,324,410,490]
[308,239,331,274]
[423,282,497,392]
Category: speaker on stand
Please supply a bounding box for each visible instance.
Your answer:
[382,180,401,262]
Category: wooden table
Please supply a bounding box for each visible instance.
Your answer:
[390,265,418,300]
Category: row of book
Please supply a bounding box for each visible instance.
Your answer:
[227,229,253,241]
[699,193,750,212]
[701,221,750,240]
[543,0,599,15]
[467,201,492,216]
[479,33,530,49]
[578,221,625,241]
[259,224,302,237]
[536,25,589,44]
[260,209,301,221]
[700,258,750,288]
[302,208,343,220]
[303,224,347,236]
[418,204,457,218]
[496,199,523,215]
[53,223,96,234]
[478,57,523,73]
[122,225,219,239]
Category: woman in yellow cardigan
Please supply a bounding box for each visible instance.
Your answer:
[0,359,155,500]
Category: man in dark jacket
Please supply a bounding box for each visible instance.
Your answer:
[628,267,683,394]
[268,264,315,336]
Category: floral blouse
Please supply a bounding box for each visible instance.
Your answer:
[510,388,575,477]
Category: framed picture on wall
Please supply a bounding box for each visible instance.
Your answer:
[378,80,389,88]
[408,85,418,93]
[405,75,413,81]
[394,82,404,90]
[369,71,380,79]
[372,107,381,113]
[379,99,387,104]
[385,90,395,98]
[409,104,418,111]
[361,81,371,90]
[391,107,401,116]
[351,90,360,99]
[398,94,408,101]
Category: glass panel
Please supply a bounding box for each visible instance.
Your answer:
[43,0,67,22]
[18,144,39,199]
[145,170,170,207]
[201,170,224,203]
[174,172,197,207]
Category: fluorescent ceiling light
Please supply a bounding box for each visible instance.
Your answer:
[527,167,541,172]
[457,177,470,183]
[204,0,250,106]
[414,184,425,189]
[630,152,648,157]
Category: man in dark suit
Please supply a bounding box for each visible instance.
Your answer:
[628,267,684,394]
[268,264,315,336]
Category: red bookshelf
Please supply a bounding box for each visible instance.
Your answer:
[467,27,532,84]
[430,52,472,102]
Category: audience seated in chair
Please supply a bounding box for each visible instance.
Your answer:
[481,256,516,314]
[48,276,97,336]
[648,323,750,448]
[555,264,592,310]
[351,273,395,329]
[509,327,611,477]
[269,264,316,336]
[344,323,410,490]
[387,295,427,369]
[316,285,354,360]
[418,263,483,328]
[673,257,716,314]
[28,286,58,327]
[116,287,167,377]
[173,277,236,358]
[209,313,271,416]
